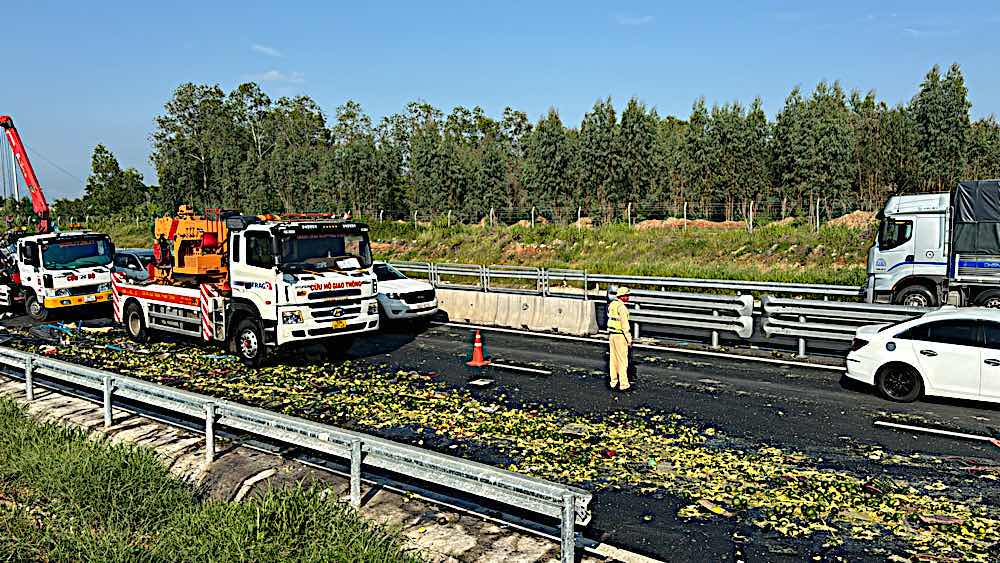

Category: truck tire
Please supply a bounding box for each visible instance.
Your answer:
[876,363,923,403]
[235,318,267,367]
[124,301,149,343]
[25,293,48,322]
[975,290,1000,309]
[894,285,937,308]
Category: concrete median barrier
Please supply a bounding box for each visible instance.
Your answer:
[436,288,597,336]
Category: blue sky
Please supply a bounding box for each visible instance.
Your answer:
[3,0,999,199]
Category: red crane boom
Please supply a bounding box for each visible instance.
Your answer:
[0,115,50,234]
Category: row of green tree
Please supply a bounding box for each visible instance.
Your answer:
[53,63,1000,222]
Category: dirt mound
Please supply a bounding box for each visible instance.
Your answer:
[511,216,549,228]
[828,211,876,229]
[574,217,594,229]
[770,217,796,227]
[636,218,745,230]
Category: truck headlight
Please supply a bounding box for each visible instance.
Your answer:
[282,310,304,324]
[54,288,70,297]
[97,283,111,292]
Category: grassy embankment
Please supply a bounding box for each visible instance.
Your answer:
[372,219,873,286]
[0,398,419,563]
[90,216,874,286]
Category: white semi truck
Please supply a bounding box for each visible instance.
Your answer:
[113,211,380,365]
[866,180,1000,308]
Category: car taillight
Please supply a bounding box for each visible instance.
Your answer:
[850,338,870,352]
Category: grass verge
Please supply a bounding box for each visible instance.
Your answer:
[0,397,421,563]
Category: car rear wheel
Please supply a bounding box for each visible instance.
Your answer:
[877,364,923,403]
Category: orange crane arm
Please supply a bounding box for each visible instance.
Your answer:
[0,115,50,233]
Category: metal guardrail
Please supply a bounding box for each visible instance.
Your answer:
[608,287,754,347]
[0,347,591,562]
[387,261,862,299]
[761,296,932,356]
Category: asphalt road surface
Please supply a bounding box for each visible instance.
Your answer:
[3,310,998,562]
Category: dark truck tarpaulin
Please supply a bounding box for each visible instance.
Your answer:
[952,180,1000,255]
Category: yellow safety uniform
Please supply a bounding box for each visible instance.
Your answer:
[607,298,632,390]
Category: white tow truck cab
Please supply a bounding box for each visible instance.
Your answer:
[1,231,114,320]
[867,180,1000,308]
[114,214,380,366]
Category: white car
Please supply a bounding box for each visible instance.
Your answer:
[846,307,1000,403]
[373,262,438,320]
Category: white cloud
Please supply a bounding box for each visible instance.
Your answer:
[252,43,282,57]
[248,70,304,83]
[615,14,654,26]
[903,27,922,36]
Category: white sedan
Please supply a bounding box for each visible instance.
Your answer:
[373,262,438,320]
[846,307,1000,403]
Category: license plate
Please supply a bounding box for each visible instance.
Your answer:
[331,320,347,329]
[83,295,97,303]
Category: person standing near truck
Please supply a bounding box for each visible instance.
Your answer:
[607,286,633,391]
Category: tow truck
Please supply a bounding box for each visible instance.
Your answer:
[0,115,114,320]
[112,206,380,365]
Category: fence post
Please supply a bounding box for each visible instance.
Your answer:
[24,357,34,401]
[627,202,632,227]
[350,438,363,508]
[447,210,452,228]
[748,201,754,234]
[797,315,807,357]
[413,210,418,228]
[204,402,216,464]
[711,309,721,348]
[633,303,640,340]
[490,207,495,227]
[102,376,114,428]
[683,202,688,230]
[560,493,577,563]
[379,209,383,222]
[577,206,582,227]
[531,207,536,228]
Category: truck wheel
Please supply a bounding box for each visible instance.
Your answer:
[876,364,923,403]
[894,286,937,308]
[235,318,267,367]
[124,301,149,343]
[975,290,1000,309]
[25,293,48,322]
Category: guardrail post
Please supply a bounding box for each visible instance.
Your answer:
[102,376,114,427]
[24,357,34,401]
[711,309,720,349]
[350,438,363,508]
[561,493,576,563]
[204,402,216,464]
[583,271,589,302]
[633,303,640,339]
[797,315,807,357]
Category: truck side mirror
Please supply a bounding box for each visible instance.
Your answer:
[20,244,39,267]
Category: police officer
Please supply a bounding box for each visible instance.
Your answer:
[607,286,633,391]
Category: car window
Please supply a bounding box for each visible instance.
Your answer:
[114,255,128,268]
[982,322,1000,350]
[373,264,407,281]
[900,320,979,347]
[125,256,140,270]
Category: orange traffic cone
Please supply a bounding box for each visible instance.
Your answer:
[466,330,491,367]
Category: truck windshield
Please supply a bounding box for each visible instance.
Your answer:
[878,218,912,250]
[41,236,113,270]
[278,233,373,271]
